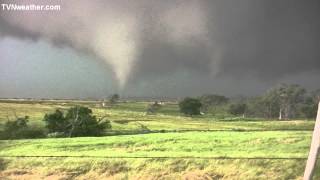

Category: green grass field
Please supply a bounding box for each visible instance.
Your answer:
[0,100,319,179]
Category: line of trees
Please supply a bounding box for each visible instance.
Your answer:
[179,84,319,119]
[248,84,319,120]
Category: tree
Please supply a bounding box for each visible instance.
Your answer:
[229,103,247,117]
[246,97,269,118]
[261,90,281,119]
[43,106,111,137]
[109,94,120,104]
[301,103,318,119]
[199,94,229,112]
[43,109,68,133]
[263,84,306,120]
[277,84,306,120]
[301,90,320,119]
[179,98,202,116]
[66,106,111,137]
[311,89,320,100]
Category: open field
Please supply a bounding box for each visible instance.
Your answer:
[0,100,319,179]
[0,101,315,132]
[0,131,312,158]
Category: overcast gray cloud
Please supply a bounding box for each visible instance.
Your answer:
[0,0,319,98]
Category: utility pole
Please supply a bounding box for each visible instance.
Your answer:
[304,101,320,180]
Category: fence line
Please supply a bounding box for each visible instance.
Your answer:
[0,155,315,160]
[119,129,314,132]
[104,129,313,136]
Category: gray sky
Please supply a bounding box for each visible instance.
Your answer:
[0,0,320,99]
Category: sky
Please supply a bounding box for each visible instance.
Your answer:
[0,0,320,99]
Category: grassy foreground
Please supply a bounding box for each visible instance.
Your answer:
[0,131,312,158]
[1,131,319,179]
[0,100,319,179]
[1,157,319,180]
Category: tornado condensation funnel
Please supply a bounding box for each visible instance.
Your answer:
[304,101,320,180]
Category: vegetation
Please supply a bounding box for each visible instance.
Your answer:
[179,97,202,116]
[0,100,318,179]
[0,82,319,179]
[200,94,229,113]
[0,115,44,139]
[0,131,319,179]
[0,101,316,134]
[229,103,248,117]
[0,131,312,158]
[43,106,111,137]
[2,157,318,179]
[146,101,162,114]
[109,93,120,104]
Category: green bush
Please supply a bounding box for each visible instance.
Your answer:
[43,109,68,134]
[0,116,45,139]
[43,106,112,137]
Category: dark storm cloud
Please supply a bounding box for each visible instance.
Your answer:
[205,0,320,79]
[1,0,320,98]
[124,0,320,90]
[140,0,320,80]
[130,37,213,80]
[0,14,38,40]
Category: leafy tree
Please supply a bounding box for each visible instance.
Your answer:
[263,84,306,120]
[277,84,306,119]
[199,94,229,112]
[301,103,318,119]
[300,90,320,119]
[261,90,281,119]
[43,109,68,133]
[179,98,202,116]
[109,94,120,104]
[66,106,111,137]
[310,89,320,102]
[246,97,269,118]
[229,103,247,117]
[43,106,111,137]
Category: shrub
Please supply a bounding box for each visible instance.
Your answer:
[0,116,45,139]
[43,106,112,137]
[146,101,162,114]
